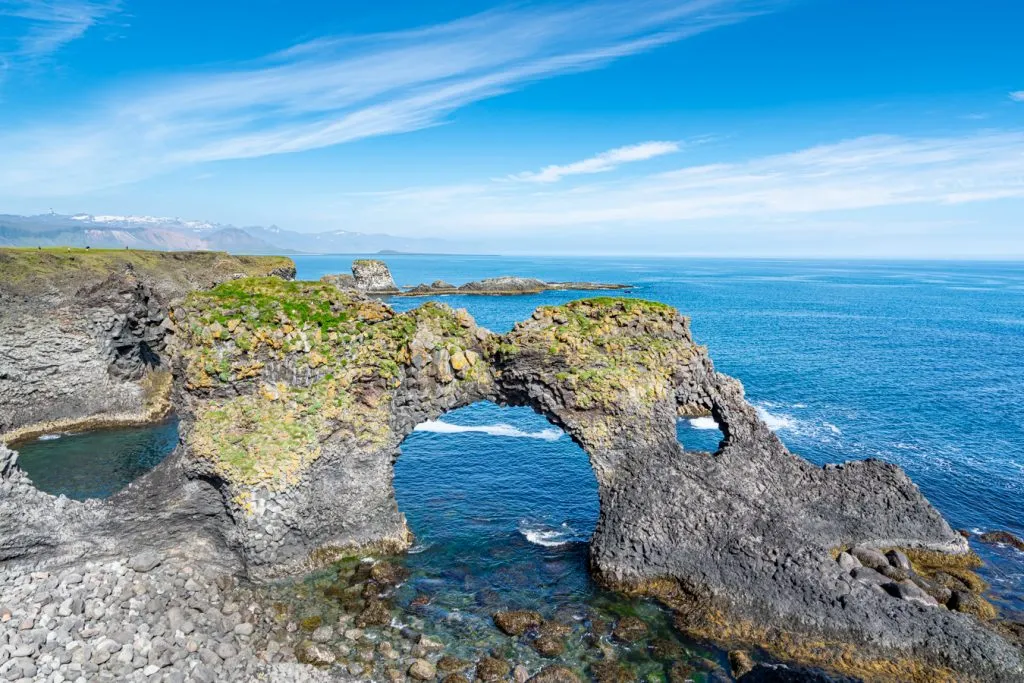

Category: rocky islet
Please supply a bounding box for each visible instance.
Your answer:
[0,250,1021,681]
[320,260,630,297]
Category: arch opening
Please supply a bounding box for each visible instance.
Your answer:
[381,400,721,676]
[677,414,726,454]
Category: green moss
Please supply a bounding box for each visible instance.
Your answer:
[178,279,488,490]
[503,297,693,411]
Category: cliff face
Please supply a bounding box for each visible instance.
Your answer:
[0,249,295,439]
[1,275,1020,680]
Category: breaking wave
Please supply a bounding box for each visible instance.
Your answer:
[414,420,562,441]
[755,406,796,431]
[518,521,581,547]
[37,434,62,441]
[687,416,720,430]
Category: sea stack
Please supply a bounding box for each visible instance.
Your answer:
[352,259,400,294]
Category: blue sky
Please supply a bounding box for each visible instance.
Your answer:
[1,0,1023,256]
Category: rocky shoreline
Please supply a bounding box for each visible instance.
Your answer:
[1,251,1022,681]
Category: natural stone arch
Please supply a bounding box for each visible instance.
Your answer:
[0,278,1020,681]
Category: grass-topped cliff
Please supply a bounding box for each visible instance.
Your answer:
[501,297,700,411]
[174,278,491,489]
[0,247,295,298]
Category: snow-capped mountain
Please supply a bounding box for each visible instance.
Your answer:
[69,214,220,232]
[0,213,452,254]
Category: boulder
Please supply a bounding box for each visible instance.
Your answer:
[295,640,336,666]
[493,610,542,636]
[409,659,437,680]
[850,546,889,571]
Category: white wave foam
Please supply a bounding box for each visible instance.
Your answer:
[825,423,842,435]
[518,521,578,547]
[37,434,61,441]
[755,406,795,431]
[687,416,719,430]
[414,420,562,441]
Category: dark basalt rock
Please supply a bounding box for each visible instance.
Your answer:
[979,530,1024,551]
[0,278,1021,681]
[0,248,294,440]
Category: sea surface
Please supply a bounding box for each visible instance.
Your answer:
[14,256,1024,676]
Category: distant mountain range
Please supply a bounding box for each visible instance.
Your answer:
[0,213,453,255]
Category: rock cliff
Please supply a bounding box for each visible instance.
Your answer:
[1,275,1021,681]
[0,249,295,441]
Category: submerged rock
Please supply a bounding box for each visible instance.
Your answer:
[493,610,543,636]
[409,658,437,680]
[528,665,582,682]
[979,530,1024,551]
[475,655,511,681]
[295,640,335,666]
[611,616,648,643]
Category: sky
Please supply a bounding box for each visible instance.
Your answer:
[1,0,1023,256]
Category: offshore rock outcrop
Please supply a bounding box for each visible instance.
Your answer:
[401,276,631,296]
[350,259,399,293]
[0,248,295,441]
[321,259,630,297]
[1,276,1021,680]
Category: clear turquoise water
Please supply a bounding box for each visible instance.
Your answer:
[14,257,1023,651]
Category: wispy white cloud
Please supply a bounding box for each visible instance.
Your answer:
[0,0,774,194]
[1010,90,1024,102]
[0,0,120,65]
[332,132,1024,234]
[508,140,680,182]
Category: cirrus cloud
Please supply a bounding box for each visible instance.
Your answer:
[0,0,776,195]
[507,140,681,182]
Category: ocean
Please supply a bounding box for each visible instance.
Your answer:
[15,256,1024,677]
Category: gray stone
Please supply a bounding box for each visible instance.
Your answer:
[886,549,912,571]
[850,546,889,571]
[850,566,890,585]
[214,642,237,660]
[884,580,939,607]
[836,551,861,572]
[128,551,162,573]
[232,622,254,637]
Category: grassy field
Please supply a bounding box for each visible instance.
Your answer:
[0,247,294,296]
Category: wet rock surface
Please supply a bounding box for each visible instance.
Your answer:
[1,271,1021,680]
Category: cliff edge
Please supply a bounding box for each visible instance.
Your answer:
[0,248,295,440]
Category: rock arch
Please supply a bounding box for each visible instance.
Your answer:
[0,279,1020,680]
